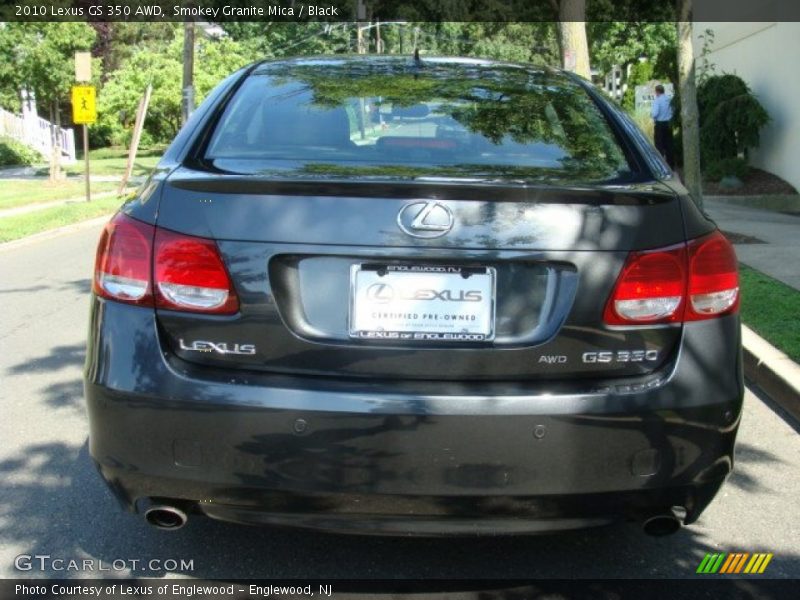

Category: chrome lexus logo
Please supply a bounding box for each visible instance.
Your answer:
[366,283,394,304]
[397,202,454,238]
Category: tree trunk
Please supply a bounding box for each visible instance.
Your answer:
[49,101,62,182]
[182,21,195,125]
[677,1,703,208]
[557,0,591,79]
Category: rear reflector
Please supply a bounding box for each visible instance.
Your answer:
[93,213,154,305]
[92,213,238,315]
[604,231,738,325]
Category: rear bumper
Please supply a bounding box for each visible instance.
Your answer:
[84,300,744,535]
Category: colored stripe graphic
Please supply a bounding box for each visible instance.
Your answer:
[697,553,727,574]
[720,553,737,574]
[719,554,736,574]
[758,554,774,573]
[700,552,774,574]
[735,553,750,573]
[744,553,774,574]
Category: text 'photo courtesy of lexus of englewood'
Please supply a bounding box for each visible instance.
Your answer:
[84,56,743,536]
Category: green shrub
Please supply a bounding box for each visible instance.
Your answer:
[698,73,769,166]
[0,136,44,166]
[621,61,654,112]
[705,157,749,182]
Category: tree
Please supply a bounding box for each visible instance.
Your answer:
[1,22,96,180]
[97,32,255,147]
[676,0,702,207]
[551,0,591,78]
[589,22,676,76]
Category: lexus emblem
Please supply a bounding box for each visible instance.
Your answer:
[397,202,454,238]
[366,283,394,304]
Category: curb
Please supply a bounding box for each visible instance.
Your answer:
[0,214,111,253]
[742,325,800,423]
[705,194,800,214]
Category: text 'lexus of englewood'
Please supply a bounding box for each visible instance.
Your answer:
[84,56,743,536]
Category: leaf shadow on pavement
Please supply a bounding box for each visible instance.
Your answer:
[0,440,799,582]
[7,342,86,409]
[727,441,786,494]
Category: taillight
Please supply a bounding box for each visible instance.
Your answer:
[603,246,686,325]
[92,213,238,315]
[93,213,154,305]
[154,228,239,314]
[604,231,738,326]
[686,230,739,320]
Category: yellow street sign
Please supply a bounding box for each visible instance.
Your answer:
[72,85,97,124]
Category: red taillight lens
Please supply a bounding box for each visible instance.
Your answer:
[604,231,739,326]
[154,228,239,314]
[93,213,238,315]
[686,230,739,320]
[93,213,154,305]
[603,246,686,325]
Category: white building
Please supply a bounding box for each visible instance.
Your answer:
[693,22,800,192]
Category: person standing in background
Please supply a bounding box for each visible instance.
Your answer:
[651,84,675,169]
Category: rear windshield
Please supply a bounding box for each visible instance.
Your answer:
[203,60,632,183]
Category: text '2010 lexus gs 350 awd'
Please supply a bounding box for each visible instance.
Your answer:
[85,56,742,536]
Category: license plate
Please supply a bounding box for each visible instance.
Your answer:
[349,264,496,342]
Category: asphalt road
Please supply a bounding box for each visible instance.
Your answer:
[1,222,799,581]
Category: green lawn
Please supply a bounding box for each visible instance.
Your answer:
[33,146,164,177]
[739,264,800,363]
[0,180,119,210]
[0,194,123,242]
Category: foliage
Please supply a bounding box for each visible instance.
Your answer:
[652,41,678,88]
[698,73,770,166]
[704,157,749,182]
[696,29,717,86]
[221,22,560,65]
[0,21,96,121]
[222,22,351,57]
[97,29,256,146]
[0,21,687,157]
[589,22,676,75]
[620,60,654,111]
[0,136,43,166]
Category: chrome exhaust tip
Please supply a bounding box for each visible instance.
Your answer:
[642,508,684,537]
[144,504,188,530]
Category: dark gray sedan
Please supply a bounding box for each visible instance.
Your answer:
[84,56,742,537]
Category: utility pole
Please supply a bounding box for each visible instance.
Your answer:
[182,21,195,125]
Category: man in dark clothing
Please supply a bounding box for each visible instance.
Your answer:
[651,84,675,169]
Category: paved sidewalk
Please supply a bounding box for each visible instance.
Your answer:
[0,191,120,218]
[0,166,142,184]
[705,199,800,291]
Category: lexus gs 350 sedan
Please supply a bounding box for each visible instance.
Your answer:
[85,56,742,536]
